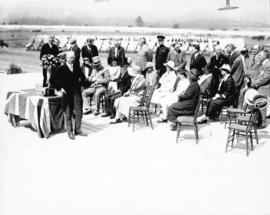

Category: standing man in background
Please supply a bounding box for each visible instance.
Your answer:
[82,38,99,64]
[108,39,125,66]
[40,35,59,87]
[135,37,153,72]
[155,35,169,77]
[69,38,81,68]
[189,44,207,76]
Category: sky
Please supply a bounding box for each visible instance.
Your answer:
[0,0,269,26]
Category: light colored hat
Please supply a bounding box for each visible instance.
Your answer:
[128,64,141,76]
[145,62,154,69]
[92,56,101,66]
[164,61,176,71]
[244,89,260,106]
[83,57,90,61]
[70,38,77,45]
[220,64,231,73]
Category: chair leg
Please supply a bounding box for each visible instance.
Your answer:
[225,128,231,153]
[254,127,259,145]
[246,132,249,156]
[249,131,254,151]
[147,111,153,129]
[132,111,135,132]
[144,111,149,126]
[194,123,199,144]
[176,122,180,144]
[231,130,235,147]
[128,109,131,127]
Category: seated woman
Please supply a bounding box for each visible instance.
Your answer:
[145,62,158,87]
[110,64,146,124]
[157,69,190,123]
[102,57,132,118]
[106,58,121,93]
[82,56,109,115]
[151,61,177,104]
[198,64,236,123]
[167,68,201,130]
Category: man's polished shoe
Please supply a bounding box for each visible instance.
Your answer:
[68,132,75,140]
[157,118,167,123]
[94,110,100,116]
[110,114,115,119]
[197,119,208,124]
[83,109,91,115]
[75,131,88,136]
[102,113,111,117]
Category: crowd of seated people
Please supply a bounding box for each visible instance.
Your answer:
[47,34,270,131]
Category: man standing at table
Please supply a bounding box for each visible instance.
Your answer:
[50,51,88,140]
[40,35,59,87]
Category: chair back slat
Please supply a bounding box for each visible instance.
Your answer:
[141,84,156,108]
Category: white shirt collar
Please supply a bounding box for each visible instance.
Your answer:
[66,63,73,72]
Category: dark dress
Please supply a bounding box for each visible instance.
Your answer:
[206,75,236,119]
[49,64,87,134]
[167,81,201,122]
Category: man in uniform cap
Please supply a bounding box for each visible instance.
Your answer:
[155,35,169,77]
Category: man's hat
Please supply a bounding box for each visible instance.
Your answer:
[70,38,77,45]
[128,64,141,76]
[57,52,66,59]
[157,35,165,40]
[145,62,154,69]
[92,56,101,66]
[220,64,231,74]
[164,61,176,71]
[83,57,90,61]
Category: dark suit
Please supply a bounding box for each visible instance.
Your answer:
[40,43,59,87]
[108,46,125,66]
[208,54,229,96]
[104,67,132,115]
[167,81,200,122]
[49,64,87,135]
[229,51,245,106]
[81,44,99,63]
[70,44,81,68]
[155,44,169,77]
[206,75,236,119]
[190,53,207,75]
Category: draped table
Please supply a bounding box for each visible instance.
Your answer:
[4,89,65,138]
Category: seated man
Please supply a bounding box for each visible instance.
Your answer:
[110,64,146,124]
[82,56,109,115]
[198,64,236,123]
[102,57,132,118]
[151,61,177,105]
[251,55,270,118]
[157,69,190,123]
[167,68,201,130]
[81,57,93,79]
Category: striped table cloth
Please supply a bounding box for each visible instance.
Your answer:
[4,89,65,138]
